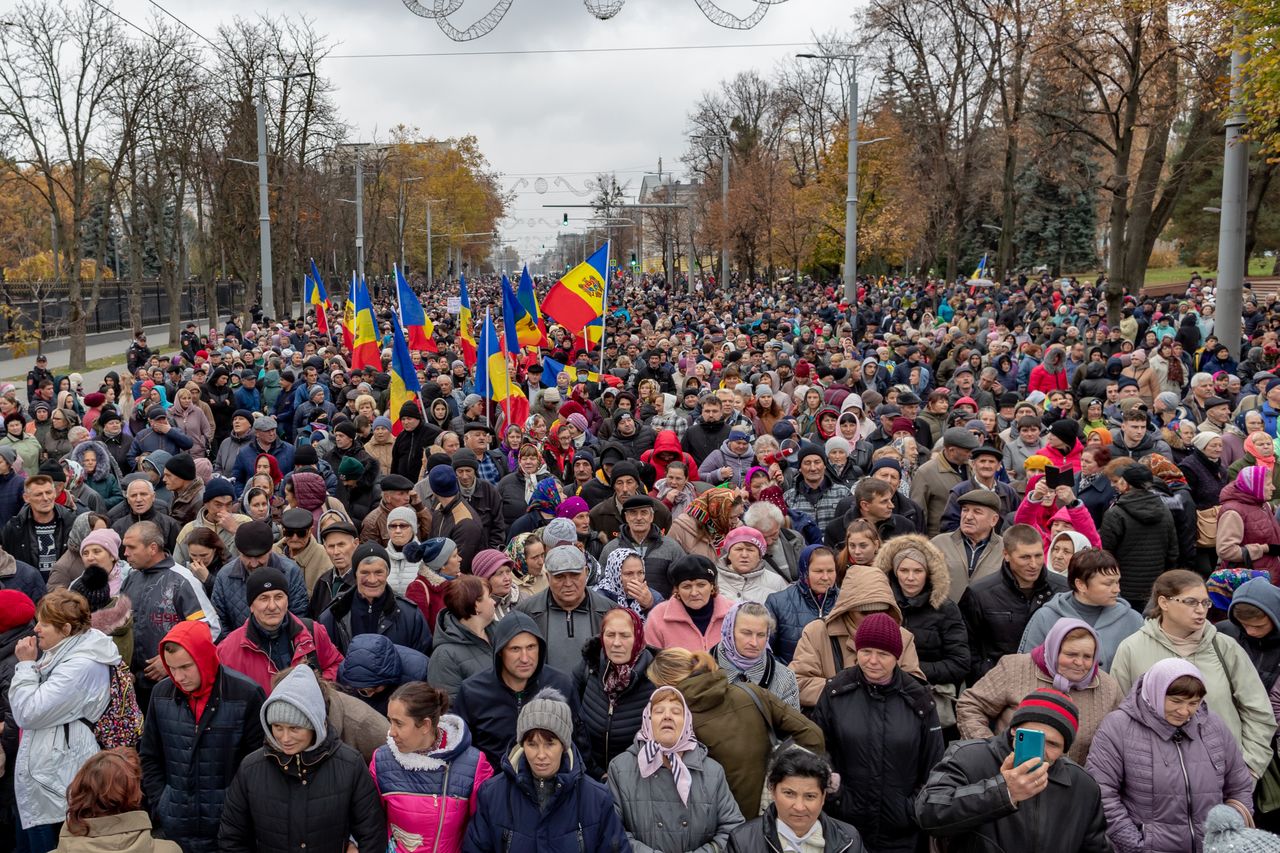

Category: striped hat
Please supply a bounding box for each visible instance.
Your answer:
[1009,688,1079,751]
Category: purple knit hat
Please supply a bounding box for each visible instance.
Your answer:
[471,549,517,580]
[1236,465,1269,502]
[556,496,590,519]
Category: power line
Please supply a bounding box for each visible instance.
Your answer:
[145,0,223,56]
[329,41,810,59]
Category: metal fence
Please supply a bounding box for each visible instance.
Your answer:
[0,279,246,339]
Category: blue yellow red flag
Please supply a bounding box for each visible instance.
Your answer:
[541,244,607,333]
[476,309,528,432]
[500,274,522,353]
[515,265,546,347]
[351,276,379,370]
[459,274,477,366]
[388,313,423,436]
[395,265,437,352]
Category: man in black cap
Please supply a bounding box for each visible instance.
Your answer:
[210,520,309,630]
[163,452,205,526]
[598,495,684,598]
[784,444,851,530]
[233,369,261,412]
[273,507,333,595]
[360,473,431,545]
[426,465,485,573]
[866,403,902,452]
[1198,395,1233,441]
[451,449,506,547]
[912,427,978,536]
[311,520,359,618]
[938,445,1018,534]
[317,541,430,655]
[126,406,194,471]
[24,353,51,404]
[588,460,672,541]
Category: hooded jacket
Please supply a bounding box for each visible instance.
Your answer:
[1218,578,1280,691]
[1112,619,1278,777]
[1099,488,1180,609]
[1018,591,1144,673]
[139,621,265,853]
[9,628,118,828]
[371,713,495,853]
[765,547,840,664]
[429,611,495,701]
[451,611,578,767]
[217,667,386,853]
[789,567,925,708]
[0,548,45,605]
[1087,670,1253,853]
[879,535,969,688]
[336,634,429,716]
[698,436,756,487]
[639,428,700,482]
[51,812,182,853]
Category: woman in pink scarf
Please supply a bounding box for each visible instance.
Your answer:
[606,685,744,850]
[1217,465,1280,581]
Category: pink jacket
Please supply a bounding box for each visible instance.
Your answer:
[1041,438,1083,474]
[644,594,734,651]
[215,613,343,692]
[1015,493,1102,549]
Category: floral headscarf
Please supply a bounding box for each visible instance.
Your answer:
[505,532,539,576]
[684,488,740,551]
[1144,453,1186,485]
[636,686,698,805]
[527,476,562,517]
[596,548,646,617]
[718,601,767,671]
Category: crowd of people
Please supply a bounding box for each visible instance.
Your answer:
[4,268,1280,852]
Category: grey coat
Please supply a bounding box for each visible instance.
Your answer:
[607,742,745,853]
[428,610,495,700]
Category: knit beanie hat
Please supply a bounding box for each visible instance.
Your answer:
[516,687,575,748]
[1192,431,1221,452]
[472,549,516,580]
[556,497,590,519]
[541,518,577,547]
[0,589,35,631]
[1008,688,1079,752]
[387,506,418,530]
[372,416,393,431]
[70,564,112,612]
[164,452,197,481]
[245,565,289,606]
[825,436,852,456]
[1204,804,1280,853]
[418,537,457,571]
[337,456,365,478]
[668,554,716,588]
[720,525,766,556]
[261,665,327,744]
[854,612,903,659]
[203,477,236,502]
[1048,419,1079,446]
[293,444,319,467]
[428,464,458,497]
[80,528,121,560]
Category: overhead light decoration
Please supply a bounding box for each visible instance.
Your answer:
[399,0,789,40]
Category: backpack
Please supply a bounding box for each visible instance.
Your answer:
[83,660,145,749]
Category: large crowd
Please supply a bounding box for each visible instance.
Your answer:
[4,269,1280,853]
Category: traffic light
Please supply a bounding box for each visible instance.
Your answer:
[562,213,568,226]
[630,252,637,267]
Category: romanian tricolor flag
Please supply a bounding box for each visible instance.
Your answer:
[970,253,988,280]
[305,260,329,334]
[388,313,423,436]
[500,273,522,353]
[458,274,477,366]
[350,275,380,370]
[476,309,528,432]
[574,315,604,352]
[341,282,355,353]
[542,355,621,389]
[541,243,608,333]
[515,265,546,347]
[395,265,437,353]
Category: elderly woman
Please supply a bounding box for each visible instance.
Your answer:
[594,548,664,617]
[956,617,1123,764]
[69,440,123,510]
[1218,466,1280,580]
[714,526,788,605]
[607,686,745,852]
[669,489,744,562]
[1228,430,1280,506]
[505,531,548,597]
[765,544,840,665]
[713,601,799,709]
[1087,659,1253,853]
[167,386,213,458]
[497,443,548,527]
[646,555,737,652]
[573,607,657,780]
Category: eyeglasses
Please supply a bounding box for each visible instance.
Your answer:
[1167,597,1211,611]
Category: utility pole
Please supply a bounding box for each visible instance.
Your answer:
[397,176,422,273]
[425,199,442,284]
[1215,29,1248,360]
[355,149,365,283]
[720,136,730,286]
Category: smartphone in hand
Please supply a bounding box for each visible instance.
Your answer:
[1013,727,1045,768]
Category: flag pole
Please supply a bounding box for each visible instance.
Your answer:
[483,307,492,430]
[500,315,514,433]
[599,239,611,379]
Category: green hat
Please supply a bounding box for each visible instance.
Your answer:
[337,456,365,478]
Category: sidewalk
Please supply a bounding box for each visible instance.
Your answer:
[0,325,174,392]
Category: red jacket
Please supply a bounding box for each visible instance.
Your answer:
[1041,439,1083,474]
[1028,364,1068,394]
[215,613,343,693]
[405,571,451,633]
[641,429,700,482]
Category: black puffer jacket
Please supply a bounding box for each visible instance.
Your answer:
[571,639,657,780]
[727,805,865,853]
[891,576,969,689]
[1098,487,1179,610]
[959,565,1067,682]
[1180,445,1230,510]
[811,667,944,853]
[140,664,265,853]
[218,731,385,853]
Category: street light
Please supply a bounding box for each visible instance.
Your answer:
[424,198,443,283]
[248,71,312,319]
[798,51,864,303]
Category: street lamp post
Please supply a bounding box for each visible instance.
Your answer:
[1215,28,1248,361]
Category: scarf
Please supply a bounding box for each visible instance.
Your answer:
[596,548,645,617]
[527,476,562,517]
[599,607,645,701]
[685,488,740,551]
[1236,465,1270,502]
[1245,432,1275,472]
[718,601,765,672]
[636,686,697,805]
[1030,617,1098,692]
[1145,453,1186,485]
[505,532,539,577]
[1159,619,1205,657]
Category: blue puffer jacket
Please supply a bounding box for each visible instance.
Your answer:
[0,470,25,523]
[462,739,630,853]
[764,544,839,664]
[211,552,309,631]
[336,633,428,716]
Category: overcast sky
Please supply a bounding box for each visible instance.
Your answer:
[116,0,853,259]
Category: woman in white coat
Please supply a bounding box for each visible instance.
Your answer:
[9,589,119,853]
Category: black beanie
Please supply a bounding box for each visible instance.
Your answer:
[165,452,197,482]
[667,554,717,588]
[245,565,289,606]
[293,444,318,467]
[70,565,112,612]
[1048,419,1079,446]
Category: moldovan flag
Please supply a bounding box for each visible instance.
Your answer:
[341,281,355,353]
[305,260,329,334]
[388,313,423,436]
[458,274,477,366]
[500,273,523,353]
[574,315,604,352]
[541,243,607,333]
[476,310,528,433]
[395,265,437,352]
[350,275,380,370]
[515,265,547,347]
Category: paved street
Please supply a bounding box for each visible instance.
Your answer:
[0,327,174,390]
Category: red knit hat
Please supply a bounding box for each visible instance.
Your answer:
[854,612,903,659]
[1009,688,1079,751]
[0,590,36,633]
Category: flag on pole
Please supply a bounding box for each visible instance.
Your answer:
[458,274,477,366]
[476,309,528,432]
[541,355,621,388]
[350,276,380,370]
[305,260,329,334]
[541,244,608,333]
[573,316,604,352]
[341,277,355,353]
[388,313,423,436]
[515,265,546,347]
[395,265,437,352]
[970,253,988,280]
[500,273,522,353]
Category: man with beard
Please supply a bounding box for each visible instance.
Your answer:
[681,394,731,464]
